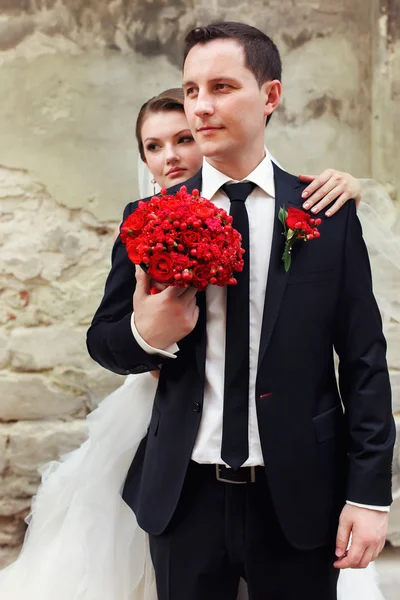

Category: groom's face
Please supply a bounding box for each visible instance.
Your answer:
[183,39,271,163]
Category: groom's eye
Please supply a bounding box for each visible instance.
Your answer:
[185,87,197,97]
[214,83,230,91]
[178,136,194,144]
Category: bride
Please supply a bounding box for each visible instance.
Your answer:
[0,88,395,599]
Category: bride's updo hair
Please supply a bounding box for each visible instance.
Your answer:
[136,88,185,161]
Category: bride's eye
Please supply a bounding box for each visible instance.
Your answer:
[146,143,160,152]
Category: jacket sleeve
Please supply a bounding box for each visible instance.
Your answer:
[333,200,396,506]
[86,202,169,375]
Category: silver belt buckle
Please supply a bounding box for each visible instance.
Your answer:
[215,464,256,484]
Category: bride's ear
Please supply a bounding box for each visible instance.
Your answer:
[263,80,282,120]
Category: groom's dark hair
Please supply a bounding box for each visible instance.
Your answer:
[183,22,282,125]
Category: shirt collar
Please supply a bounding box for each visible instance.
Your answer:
[201,148,275,201]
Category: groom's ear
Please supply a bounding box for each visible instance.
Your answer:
[263,80,282,120]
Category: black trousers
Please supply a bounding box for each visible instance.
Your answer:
[149,461,339,600]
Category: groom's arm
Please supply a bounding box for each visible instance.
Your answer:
[86,202,172,375]
[333,201,395,507]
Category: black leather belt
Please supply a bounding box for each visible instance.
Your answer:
[190,461,264,484]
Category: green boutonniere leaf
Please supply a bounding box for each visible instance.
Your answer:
[278,206,288,233]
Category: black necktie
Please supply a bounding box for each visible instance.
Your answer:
[221,182,255,470]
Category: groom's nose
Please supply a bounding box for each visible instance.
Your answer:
[194,92,215,117]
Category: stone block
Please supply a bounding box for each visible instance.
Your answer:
[0,475,41,504]
[51,364,123,410]
[0,515,27,548]
[0,373,86,421]
[0,332,10,369]
[8,326,93,371]
[0,497,32,519]
[4,420,88,477]
[31,275,111,326]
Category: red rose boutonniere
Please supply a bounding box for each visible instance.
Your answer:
[120,186,245,291]
[278,206,321,272]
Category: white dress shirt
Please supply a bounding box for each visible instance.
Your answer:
[131,152,389,511]
[191,153,275,466]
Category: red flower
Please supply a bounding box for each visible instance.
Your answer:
[205,217,223,232]
[178,230,203,247]
[147,252,174,282]
[125,237,144,264]
[190,200,215,220]
[163,197,183,211]
[169,252,192,272]
[286,207,311,231]
[192,264,212,289]
[214,264,231,283]
[120,212,146,241]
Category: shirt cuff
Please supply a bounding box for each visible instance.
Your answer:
[346,501,390,512]
[131,313,179,359]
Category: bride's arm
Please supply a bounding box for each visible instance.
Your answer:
[114,224,121,241]
[298,169,362,216]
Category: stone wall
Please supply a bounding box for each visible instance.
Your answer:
[0,165,122,556]
[0,0,399,566]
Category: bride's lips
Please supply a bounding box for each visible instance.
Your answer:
[166,167,187,179]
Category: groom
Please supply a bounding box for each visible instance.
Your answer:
[87,22,395,600]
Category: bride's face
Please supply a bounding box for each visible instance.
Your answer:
[141,110,203,189]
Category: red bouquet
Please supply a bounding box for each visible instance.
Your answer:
[121,186,245,291]
[278,206,321,272]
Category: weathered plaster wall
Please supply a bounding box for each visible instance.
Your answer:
[0,0,399,566]
[0,0,390,221]
[371,0,400,200]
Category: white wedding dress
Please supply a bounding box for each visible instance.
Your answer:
[0,160,396,599]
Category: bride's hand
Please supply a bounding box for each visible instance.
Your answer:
[299,169,362,217]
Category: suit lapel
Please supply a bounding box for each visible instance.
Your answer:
[257,163,303,370]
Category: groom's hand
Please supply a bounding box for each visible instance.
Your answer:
[133,266,199,349]
[334,504,388,569]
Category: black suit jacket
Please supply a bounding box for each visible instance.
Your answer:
[87,164,395,550]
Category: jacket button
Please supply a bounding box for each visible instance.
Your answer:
[192,401,201,413]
